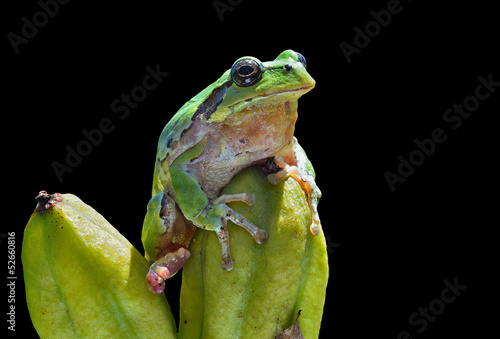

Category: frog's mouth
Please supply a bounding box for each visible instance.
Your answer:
[231,85,314,108]
[258,86,314,99]
[202,82,314,122]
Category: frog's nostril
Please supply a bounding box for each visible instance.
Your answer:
[284,64,293,71]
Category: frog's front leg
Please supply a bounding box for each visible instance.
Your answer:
[269,138,322,235]
[193,193,267,270]
[170,141,268,271]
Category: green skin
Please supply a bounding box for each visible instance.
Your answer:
[142,50,322,293]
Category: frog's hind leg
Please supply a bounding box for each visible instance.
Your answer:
[147,246,191,293]
[143,191,195,293]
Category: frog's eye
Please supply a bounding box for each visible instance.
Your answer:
[231,58,262,87]
[296,52,307,68]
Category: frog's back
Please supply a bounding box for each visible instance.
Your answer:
[152,103,196,196]
[153,74,230,196]
[157,100,198,161]
[156,72,230,162]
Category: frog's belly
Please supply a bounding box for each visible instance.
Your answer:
[199,127,290,199]
[201,162,250,199]
[203,164,250,200]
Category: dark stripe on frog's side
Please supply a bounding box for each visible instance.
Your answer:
[191,80,232,121]
[160,80,232,162]
[188,66,284,123]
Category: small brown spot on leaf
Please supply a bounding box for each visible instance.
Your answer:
[35,191,63,212]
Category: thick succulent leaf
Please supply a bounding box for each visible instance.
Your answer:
[22,192,177,339]
[178,167,328,339]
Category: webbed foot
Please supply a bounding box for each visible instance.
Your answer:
[146,246,191,294]
[196,193,268,271]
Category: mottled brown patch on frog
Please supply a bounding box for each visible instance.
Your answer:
[218,100,296,162]
[168,139,178,154]
[155,195,197,259]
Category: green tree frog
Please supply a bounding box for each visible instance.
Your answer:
[142,50,322,293]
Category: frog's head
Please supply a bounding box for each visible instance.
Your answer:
[204,50,315,122]
[156,50,315,166]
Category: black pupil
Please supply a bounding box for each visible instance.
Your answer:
[238,65,254,76]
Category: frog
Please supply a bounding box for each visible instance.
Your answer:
[141,50,322,294]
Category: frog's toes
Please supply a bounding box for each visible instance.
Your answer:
[210,200,268,271]
[310,221,320,236]
[214,193,256,206]
[267,163,323,236]
[158,247,191,276]
[146,269,165,294]
[213,193,267,243]
[222,258,234,271]
[216,224,234,271]
[219,203,268,244]
[146,246,191,293]
[267,172,285,185]
[308,186,322,236]
[256,230,268,243]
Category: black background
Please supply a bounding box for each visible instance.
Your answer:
[3,0,498,338]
